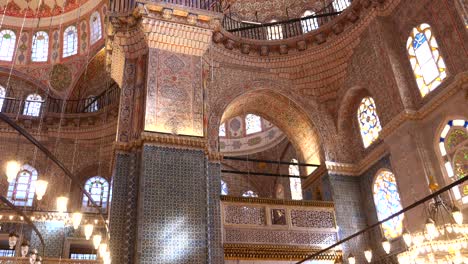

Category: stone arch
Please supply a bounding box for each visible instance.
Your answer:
[218,88,322,174]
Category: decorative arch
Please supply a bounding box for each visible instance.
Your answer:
[82,176,110,212]
[90,11,102,44]
[373,169,404,239]
[63,25,78,58]
[357,96,382,148]
[31,31,49,62]
[220,89,322,174]
[406,23,447,97]
[7,164,38,207]
[436,119,468,204]
[289,158,303,200]
[0,30,16,61]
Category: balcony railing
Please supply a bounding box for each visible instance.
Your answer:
[0,85,120,117]
[222,0,351,40]
[143,0,223,12]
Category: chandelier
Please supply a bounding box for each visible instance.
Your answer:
[396,196,468,264]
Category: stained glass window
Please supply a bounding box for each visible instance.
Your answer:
[84,96,99,112]
[301,10,318,33]
[63,26,78,58]
[245,114,262,135]
[221,180,228,195]
[7,164,38,207]
[31,31,49,62]
[289,158,303,200]
[0,85,5,111]
[438,119,468,204]
[0,30,16,61]
[267,20,283,40]
[242,190,258,198]
[219,123,226,137]
[332,0,351,12]
[407,23,447,97]
[90,12,102,44]
[82,176,109,212]
[23,94,43,117]
[357,97,382,148]
[373,170,404,239]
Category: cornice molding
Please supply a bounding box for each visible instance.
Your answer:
[221,195,335,208]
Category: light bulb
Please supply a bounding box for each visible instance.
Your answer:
[452,207,463,225]
[403,229,412,247]
[347,254,356,264]
[72,213,82,229]
[382,239,391,254]
[364,249,372,262]
[99,243,108,257]
[84,224,94,240]
[5,160,20,183]
[35,180,48,200]
[93,234,102,250]
[56,196,68,213]
[425,218,438,238]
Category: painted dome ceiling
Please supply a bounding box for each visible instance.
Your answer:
[0,0,91,18]
[219,114,286,156]
[227,0,333,23]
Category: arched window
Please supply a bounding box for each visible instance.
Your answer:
[438,119,468,204]
[242,190,258,198]
[0,30,16,61]
[219,123,226,137]
[357,97,382,148]
[7,164,38,207]
[267,20,283,40]
[63,26,78,58]
[221,180,228,195]
[0,85,5,111]
[82,176,110,212]
[332,0,351,12]
[245,114,262,135]
[90,12,102,44]
[23,94,43,117]
[289,158,303,200]
[301,10,318,33]
[373,169,404,239]
[84,95,99,112]
[407,23,447,97]
[31,31,49,62]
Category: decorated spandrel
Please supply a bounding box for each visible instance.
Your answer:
[407,23,447,97]
[357,97,382,148]
[373,170,404,239]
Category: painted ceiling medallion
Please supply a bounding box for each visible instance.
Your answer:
[49,64,72,92]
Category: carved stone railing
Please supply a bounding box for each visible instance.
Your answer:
[0,257,101,263]
[221,196,341,261]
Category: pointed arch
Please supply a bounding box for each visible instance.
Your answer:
[407,23,447,97]
[437,119,468,204]
[373,169,404,239]
[90,11,102,44]
[31,31,49,62]
[0,30,16,61]
[82,176,110,212]
[23,93,43,117]
[7,164,38,207]
[357,96,382,148]
[63,25,78,58]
